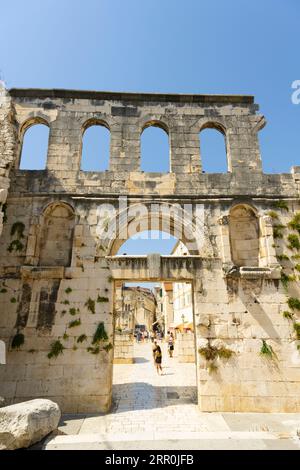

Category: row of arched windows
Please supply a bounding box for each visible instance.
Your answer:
[19,121,227,173]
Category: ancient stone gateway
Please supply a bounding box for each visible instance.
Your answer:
[0,86,300,413]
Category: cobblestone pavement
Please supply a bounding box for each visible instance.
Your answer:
[42,342,300,450]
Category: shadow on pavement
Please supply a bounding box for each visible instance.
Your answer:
[112,382,197,413]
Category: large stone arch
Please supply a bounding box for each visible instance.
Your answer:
[100,201,212,256]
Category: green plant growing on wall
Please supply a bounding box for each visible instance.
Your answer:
[8,239,24,253]
[260,339,277,360]
[293,322,300,340]
[10,297,17,303]
[283,311,294,320]
[77,334,87,343]
[274,200,289,211]
[69,319,81,328]
[288,213,300,233]
[277,254,289,261]
[65,287,72,294]
[8,222,26,253]
[92,322,108,344]
[87,346,100,354]
[103,342,113,353]
[287,234,300,250]
[2,203,7,223]
[287,297,300,311]
[207,363,218,374]
[107,275,113,283]
[48,340,65,359]
[97,295,109,303]
[62,300,70,305]
[10,221,25,238]
[294,264,300,272]
[11,333,24,349]
[198,343,234,361]
[217,346,234,359]
[198,345,219,361]
[0,287,7,293]
[267,210,279,219]
[281,273,295,290]
[69,307,80,316]
[63,333,69,340]
[102,217,110,233]
[273,225,285,239]
[85,298,95,314]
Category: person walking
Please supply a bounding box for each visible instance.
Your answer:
[152,339,158,362]
[153,343,163,375]
[168,332,175,358]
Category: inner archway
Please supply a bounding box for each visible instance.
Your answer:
[106,201,207,257]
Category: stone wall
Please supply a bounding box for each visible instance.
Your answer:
[177,332,195,363]
[113,332,134,364]
[0,86,17,237]
[0,88,299,413]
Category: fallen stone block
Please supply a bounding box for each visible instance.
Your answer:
[0,399,61,450]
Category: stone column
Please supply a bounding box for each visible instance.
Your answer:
[46,112,81,172]
[170,122,201,174]
[218,215,232,265]
[110,120,140,172]
[259,215,279,268]
[25,216,39,266]
[226,115,264,175]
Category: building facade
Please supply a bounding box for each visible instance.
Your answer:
[0,86,300,413]
[115,285,156,332]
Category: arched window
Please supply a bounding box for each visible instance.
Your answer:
[141,123,169,172]
[200,124,227,173]
[81,122,110,171]
[229,205,259,267]
[19,122,49,170]
[39,203,75,267]
[118,230,178,255]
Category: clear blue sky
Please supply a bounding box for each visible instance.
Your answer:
[2,0,299,254]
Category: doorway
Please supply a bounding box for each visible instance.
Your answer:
[110,230,198,412]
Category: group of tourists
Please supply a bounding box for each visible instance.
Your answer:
[135,329,151,343]
[151,331,175,375]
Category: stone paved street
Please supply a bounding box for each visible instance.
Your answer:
[41,342,300,450]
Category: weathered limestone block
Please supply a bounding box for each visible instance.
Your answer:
[113,332,134,364]
[0,399,60,450]
[177,332,195,363]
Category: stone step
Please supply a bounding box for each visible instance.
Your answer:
[43,430,298,450]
